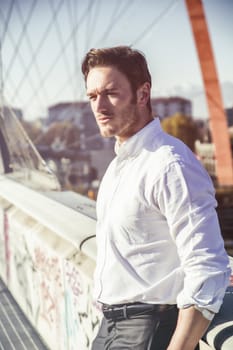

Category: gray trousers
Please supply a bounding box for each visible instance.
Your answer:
[92,305,200,350]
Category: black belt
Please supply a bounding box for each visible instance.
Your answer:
[102,302,176,321]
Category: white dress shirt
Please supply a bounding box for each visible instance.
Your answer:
[94,118,230,314]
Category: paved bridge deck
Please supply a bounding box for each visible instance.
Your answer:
[0,279,48,350]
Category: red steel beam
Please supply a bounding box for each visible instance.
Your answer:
[185,0,233,186]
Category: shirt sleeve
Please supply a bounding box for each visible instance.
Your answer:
[156,159,231,313]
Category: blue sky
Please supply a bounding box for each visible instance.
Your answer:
[1,0,233,120]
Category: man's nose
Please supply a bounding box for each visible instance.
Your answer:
[95,95,108,113]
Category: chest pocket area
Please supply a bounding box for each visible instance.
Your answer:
[110,194,165,245]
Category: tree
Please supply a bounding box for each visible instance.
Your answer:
[35,121,80,149]
[161,113,199,151]
[21,120,42,141]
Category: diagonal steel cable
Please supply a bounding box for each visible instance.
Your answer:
[48,0,73,97]
[49,64,79,104]
[67,0,80,101]
[48,0,98,106]
[23,0,96,109]
[0,8,47,108]
[0,0,15,106]
[95,0,135,46]
[40,0,81,125]
[131,0,180,46]
[0,0,14,44]
[83,0,100,53]
[4,0,38,85]
[10,0,65,104]
[15,0,49,104]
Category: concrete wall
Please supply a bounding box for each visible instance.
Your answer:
[0,176,102,350]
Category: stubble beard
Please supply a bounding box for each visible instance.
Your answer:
[98,103,140,140]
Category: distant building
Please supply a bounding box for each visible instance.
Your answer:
[226,107,233,127]
[47,101,89,126]
[194,119,211,142]
[47,101,103,150]
[195,140,216,179]
[1,106,23,121]
[151,97,192,119]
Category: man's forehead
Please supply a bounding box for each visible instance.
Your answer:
[86,67,124,93]
[87,65,128,81]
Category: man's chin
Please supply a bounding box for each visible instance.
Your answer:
[99,127,115,138]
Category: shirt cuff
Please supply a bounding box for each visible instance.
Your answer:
[194,305,215,321]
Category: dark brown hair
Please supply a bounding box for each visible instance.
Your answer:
[82,46,152,112]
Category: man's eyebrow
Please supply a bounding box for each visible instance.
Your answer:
[87,87,118,96]
[86,88,97,96]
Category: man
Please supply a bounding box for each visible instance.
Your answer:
[81,46,231,350]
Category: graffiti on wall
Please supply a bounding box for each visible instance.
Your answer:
[4,211,10,282]
[0,204,101,350]
[34,243,65,349]
[64,260,101,350]
[0,209,11,283]
[13,232,34,316]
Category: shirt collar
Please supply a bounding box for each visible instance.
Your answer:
[114,118,162,158]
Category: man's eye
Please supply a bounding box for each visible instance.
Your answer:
[89,95,96,101]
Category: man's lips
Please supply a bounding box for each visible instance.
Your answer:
[97,115,113,123]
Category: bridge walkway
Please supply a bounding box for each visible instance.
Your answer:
[0,278,48,350]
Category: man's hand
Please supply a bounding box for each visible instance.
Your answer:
[166,306,211,350]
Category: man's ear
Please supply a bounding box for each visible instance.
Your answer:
[136,82,151,106]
